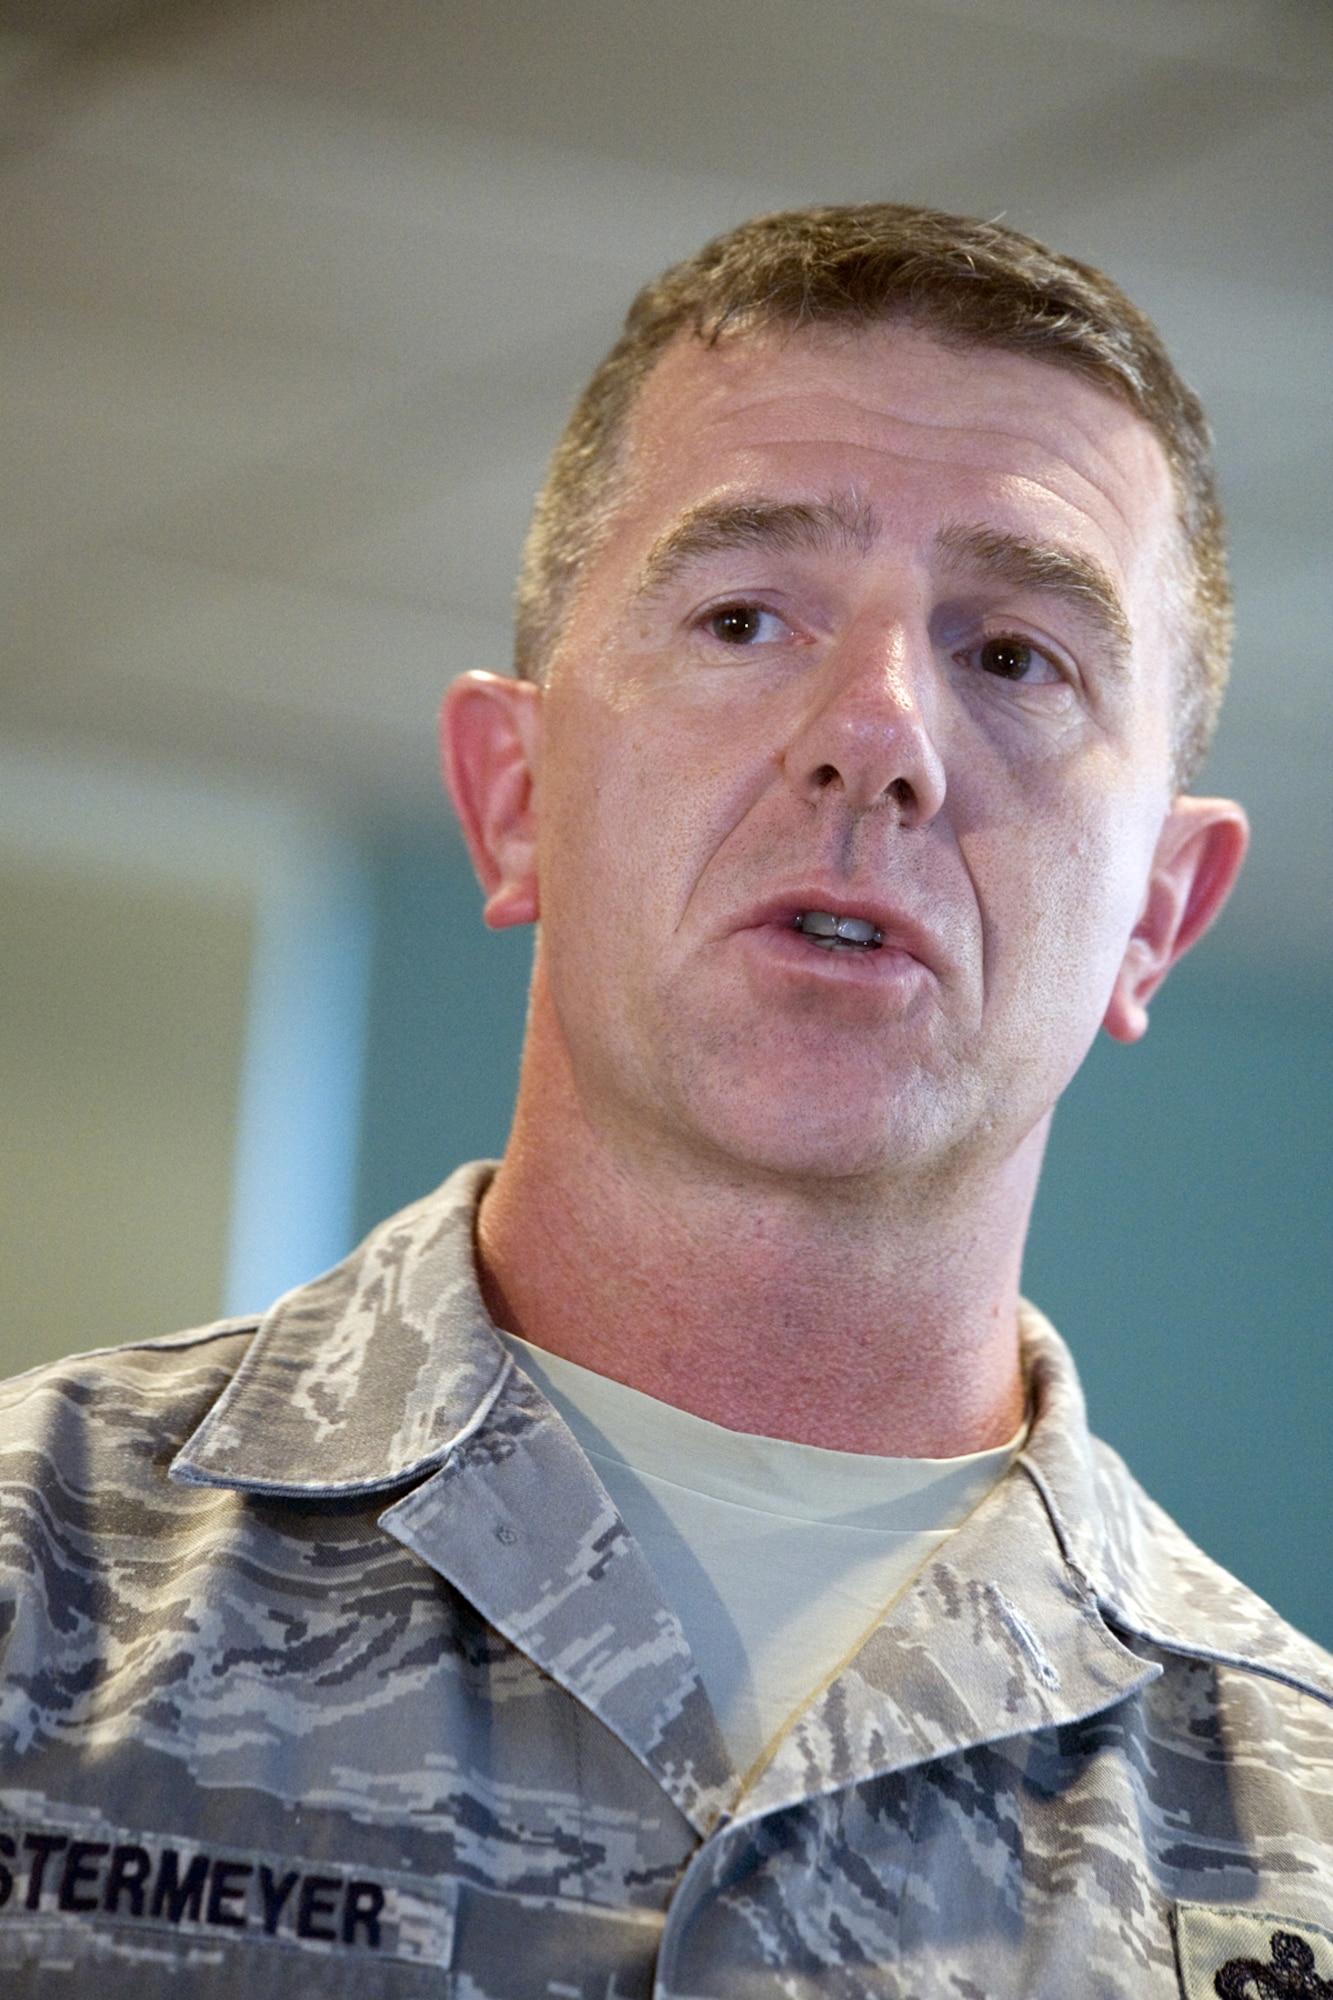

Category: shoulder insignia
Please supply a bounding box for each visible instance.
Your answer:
[1177,1905,1333,2000]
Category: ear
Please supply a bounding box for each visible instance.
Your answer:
[440,671,543,928]
[1103,795,1249,1043]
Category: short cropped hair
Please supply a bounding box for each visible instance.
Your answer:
[514,203,1231,787]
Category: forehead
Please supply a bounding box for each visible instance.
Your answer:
[603,322,1180,606]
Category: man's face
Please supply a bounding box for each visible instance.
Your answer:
[527,322,1185,1186]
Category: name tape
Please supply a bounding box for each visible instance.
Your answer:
[0,1818,456,1965]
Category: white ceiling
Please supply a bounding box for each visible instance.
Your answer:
[2,0,1330,969]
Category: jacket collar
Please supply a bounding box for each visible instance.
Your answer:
[737,1306,1333,1822]
[174,1161,511,1496]
[1015,1301,1333,1711]
[172,1163,1332,1826]
[172,1163,735,1835]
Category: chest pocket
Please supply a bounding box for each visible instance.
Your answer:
[0,1921,448,1997]
[451,1882,663,1999]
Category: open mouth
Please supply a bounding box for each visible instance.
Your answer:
[793,910,884,951]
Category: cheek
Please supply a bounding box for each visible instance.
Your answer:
[968,780,1161,1026]
[546,687,766,909]
[533,705,701,965]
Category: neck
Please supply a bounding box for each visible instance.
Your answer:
[477,995,1039,1459]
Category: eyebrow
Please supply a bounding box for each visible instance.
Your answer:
[934,523,1132,658]
[633,498,1134,661]
[635,493,881,598]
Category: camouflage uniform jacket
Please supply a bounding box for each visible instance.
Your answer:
[1,1161,1331,1999]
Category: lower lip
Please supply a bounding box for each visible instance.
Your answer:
[741,921,928,987]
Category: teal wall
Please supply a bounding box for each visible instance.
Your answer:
[354,824,1332,1651]
[1024,956,1332,1653]
[354,828,533,1238]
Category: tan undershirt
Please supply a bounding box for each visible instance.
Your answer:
[499,1330,1024,1777]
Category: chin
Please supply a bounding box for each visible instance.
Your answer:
[684,1085,961,1188]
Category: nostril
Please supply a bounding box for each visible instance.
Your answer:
[886,776,914,809]
[813,763,839,789]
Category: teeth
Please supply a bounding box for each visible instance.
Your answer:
[795,910,883,949]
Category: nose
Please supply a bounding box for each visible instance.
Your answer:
[782,617,947,827]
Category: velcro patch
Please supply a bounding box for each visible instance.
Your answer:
[1175,1903,1333,1998]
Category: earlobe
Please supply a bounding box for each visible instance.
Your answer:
[440,671,543,928]
[1102,796,1249,1044]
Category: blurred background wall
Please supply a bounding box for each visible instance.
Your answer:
[1,0,1328,1644]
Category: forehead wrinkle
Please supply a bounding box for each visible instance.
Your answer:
[634,492,880,600]
[934,522,1133,660]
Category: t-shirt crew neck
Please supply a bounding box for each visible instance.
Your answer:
[497,1329,1025,1779]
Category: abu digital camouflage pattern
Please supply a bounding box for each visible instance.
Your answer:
[0,1161,1330,1997]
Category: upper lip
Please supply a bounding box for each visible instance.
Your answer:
[736,890,942,971]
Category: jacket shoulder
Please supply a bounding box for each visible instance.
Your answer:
[1089,1434,1333,1708]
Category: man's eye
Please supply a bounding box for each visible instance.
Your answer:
[705,604,787,645]
[974,636,1061,683]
